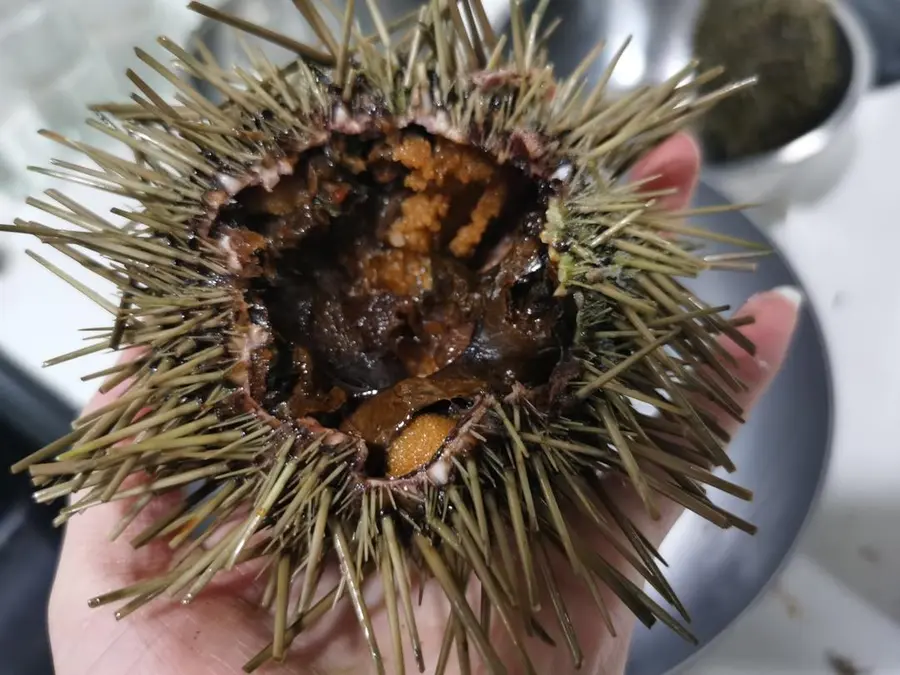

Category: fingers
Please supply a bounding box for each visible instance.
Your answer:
[604,285,804,550]
[629,132,701,211]
[711,285,804,425]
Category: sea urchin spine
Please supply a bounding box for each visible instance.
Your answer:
[4,1,764,673]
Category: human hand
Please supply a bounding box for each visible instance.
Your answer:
[47,133,801,675]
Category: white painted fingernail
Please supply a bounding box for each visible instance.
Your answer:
[772,285,804,309]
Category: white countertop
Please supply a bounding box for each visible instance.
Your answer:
[1,23,899,674]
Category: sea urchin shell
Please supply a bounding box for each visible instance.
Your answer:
[5,1,764,673]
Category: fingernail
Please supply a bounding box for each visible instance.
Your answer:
[772,285,804,309]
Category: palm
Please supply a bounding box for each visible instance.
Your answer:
[48,499,642,674]
[47,135,800,675]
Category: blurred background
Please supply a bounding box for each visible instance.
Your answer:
[0,0,898,673]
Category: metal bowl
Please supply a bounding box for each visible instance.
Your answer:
[700,0,876,204]
[513,0,874,205]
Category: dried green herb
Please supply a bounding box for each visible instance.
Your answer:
[694,0,848,161]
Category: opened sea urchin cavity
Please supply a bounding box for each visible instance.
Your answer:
[217,128,570,483]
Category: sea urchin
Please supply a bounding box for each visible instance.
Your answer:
[5,1,763,672]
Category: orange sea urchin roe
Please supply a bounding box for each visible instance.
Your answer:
[385,414,457,478]
[450,180,508,258]
[384,134,503,264]
[386,192,450,252]
[392,135,495,192]
[362,248,434,296]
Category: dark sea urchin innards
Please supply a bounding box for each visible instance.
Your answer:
[4,1,764,672]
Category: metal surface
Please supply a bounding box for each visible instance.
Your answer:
[625,182,834,675]
[519,0,874,204]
